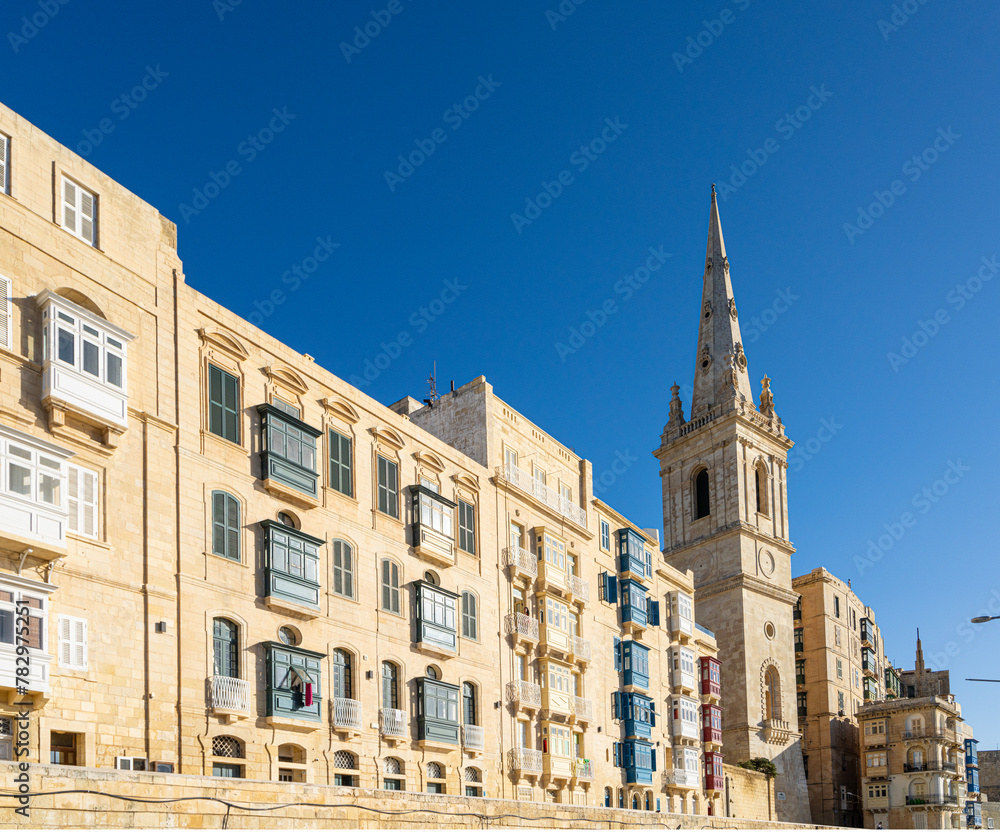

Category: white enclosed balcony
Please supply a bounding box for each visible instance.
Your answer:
[664,769,700,789]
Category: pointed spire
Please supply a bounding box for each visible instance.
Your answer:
[690,186,755,417]
[666,382,685,431]
[915,628,925,673]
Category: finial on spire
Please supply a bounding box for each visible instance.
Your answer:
[711,183,716,195]
[759,375,775,419]
[666,381,686,432]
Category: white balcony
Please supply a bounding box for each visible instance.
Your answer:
[379,707,407,739]
[570,635,592,664]
[463,724,485,754]
[664,769,701,788]
[505,612,539,646]
[673,670,697,693]
[672,719,699,741]
[571,696,593,723]
[506,680,542,711]
[568,575,590,604]
[498,463,587,529]
[503,545,537,582]
[508,747,543,775]
[332,697,362,734]
[209,675,250,721]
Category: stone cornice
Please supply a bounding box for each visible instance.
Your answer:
[694,572,800,606]
[664,521,796,559]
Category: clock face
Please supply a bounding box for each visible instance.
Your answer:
[759,549,776,578]
[692,552,715,583]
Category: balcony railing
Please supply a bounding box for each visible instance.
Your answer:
[508,747,543,774]
[503,545,538,580]
[463,724,485,751]
[906,796,959,806]
[379,707,407,738]
[210,675,251,713]
[506,680,542,709]
[498,463,587,528]
[663,769,700,788]
[905,763,929,772]
[571,696,593,722]
[332,697,362,731]
[504,612,539,642]
[568,574,590,603]
[574,759,594,780]
[570,635,591,662]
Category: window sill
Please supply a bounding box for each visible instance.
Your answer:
[265,714,322,732]
[323,486,358,508]
[200,429,247,459]
[205,551,250,569]
[67,532,109,550]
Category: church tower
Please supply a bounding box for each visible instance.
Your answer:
[654,187,811,823]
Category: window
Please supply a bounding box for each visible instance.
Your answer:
[461,591,478,640]
[208,365,240,443]
[381,662,399,710]
[212,618,239,678]
[600,519,610,551]
[271,397,300,418]
[836,659,843,679]
[838,691,845,713]
[694,469,710,519]
[211,491,240,561]
[278,626,297,646]
[115,756,147,771]
[417,678,461,746]
[277,511,297,528]
[213,763,242,778]
[262,522,321,609]
[331,539,354,599]
[764,667,781,720]
[377,455,399,518]
[212,736,244,759]
[0,718,11,761]
[333,649,352,699]
[533,465,546,488]
[57,615,87,670]
[61,177,97,245]
[504,447,518,469]
[381,559,401,614]
[0,133,8,195]
[67,465,98,538]
[755,463,769,516]
[258,405,320,496]
[463,682,477,726]
[0,588,45,652]
[797,691,807,717]
[328,430,353,497]
[0,274,10,352]
[834,595,841,618]
[416,582,458,652]
[458,500,476,554]
[50,732,79,765]
[266,642,323,722]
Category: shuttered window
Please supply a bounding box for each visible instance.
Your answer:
[58,615,88,670]
[457,500,476,554]
[328,430,353,497]
[208,365,240,443]
[211,491,240,561]
[0,275,10,351]
[0,134,9,195]
[67,465,98,538]
[332,539,354,599]
[61,177,97,245]
[377,455,399,518]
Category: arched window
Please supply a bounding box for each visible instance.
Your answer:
[212,618,239,678]
[211,492,240,561]
[463,682,477,726]
[212,736,243,758]
[333,649,352,700]
[461,591,478,640]
[382,661,399,710]
[332,539,354,599]
[381,559,401,614]
[755,463,769,517]
[334,750,357,770]
[694,469,710,519]
[631,792,639,810]
[618,788,624,808]
[604,787,612,807]
[764,666,781,720]
[384,756,403,774]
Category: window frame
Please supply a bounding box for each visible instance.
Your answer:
[380,558,402,615]
[67,464,99,539]
[331,539,355,600]
[208,364,241,444]
[60,176,97,246]
[328,429,353,497]
[377,455,400,518]
[0,133,9,196]
[261,520,323,609]
[57,614,88,671]
[457,499,476,555]
[210,490,241,562]
[461,590,478,641]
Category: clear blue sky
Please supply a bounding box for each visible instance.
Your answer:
[4,1,999,744]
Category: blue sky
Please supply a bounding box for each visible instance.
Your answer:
[4,1,999,743]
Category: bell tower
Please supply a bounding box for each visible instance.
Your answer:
[654,186,811,823]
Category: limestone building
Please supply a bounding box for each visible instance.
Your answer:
[0,101,733,819]
[656,185,811,822]
[792,567,897,826]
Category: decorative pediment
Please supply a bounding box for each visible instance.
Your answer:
[370,425,405,451]
[323,398,360,425]
[451,473,480,493]
[198,328,250,361]
[413,450,446,474]
[265,364,309,396]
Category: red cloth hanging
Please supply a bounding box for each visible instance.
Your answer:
[305,683,313,706]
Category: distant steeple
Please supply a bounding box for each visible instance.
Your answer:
[915,628,925,674]
[690,185,755,417]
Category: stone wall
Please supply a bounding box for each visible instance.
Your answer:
[980,750,1000,801]
[1,765,818,829]
[722,763,777,822]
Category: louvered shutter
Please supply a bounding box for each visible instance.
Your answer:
[0,134,8,194]
[80,189,95,244]
[0,275,10,351]
[613,742,621,767]
[612,691,621,720]
[225,494,239,559]
[59,616,72,666]
[63,179,77,231]
[72,618,87,668]
[650,701,656,727]
[603,573,617,605]
[651,749,657,772]
[647,600,660,627]
[613,636,621,671]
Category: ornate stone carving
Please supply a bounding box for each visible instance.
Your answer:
[703,299,712,320]
[700,344,712,373]
[734,342,747,372]
[728,297,738,320]
[759,375,775,418]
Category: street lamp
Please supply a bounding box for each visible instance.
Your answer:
[970,615,1000,624]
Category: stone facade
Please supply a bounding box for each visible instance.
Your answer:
[656,187,810,823]
[792,567,894,827]
[0,101,739,823]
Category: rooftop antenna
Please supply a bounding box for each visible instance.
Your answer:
[423,362,440,407]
